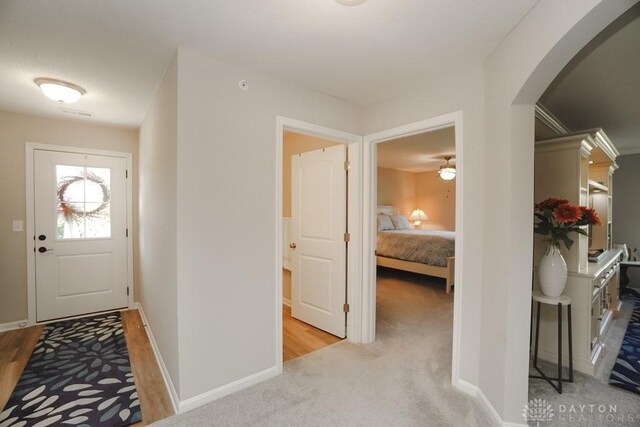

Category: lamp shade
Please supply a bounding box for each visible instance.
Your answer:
[409,209,428,226]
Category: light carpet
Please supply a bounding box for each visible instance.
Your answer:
[153,268,493,426]
[528,298,640,427]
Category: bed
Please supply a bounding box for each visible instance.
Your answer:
[376,206,456,293]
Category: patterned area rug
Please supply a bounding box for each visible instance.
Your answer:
[0,312,142,426]
[609,298,640,395]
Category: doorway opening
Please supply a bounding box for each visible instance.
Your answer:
[363,112,464,386]
[275,117,362,373]
[281,130,346,361]
[375,126,457,355]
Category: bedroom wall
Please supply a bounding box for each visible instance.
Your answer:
[138,56,180,395]
[376,167,416,218]
[175,47,361,402]
[415,171,456,231]
[613,154,640,285]
[0,110,138,325]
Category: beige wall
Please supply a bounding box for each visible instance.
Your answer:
[377,167,455,231]
[283,132,340,217]
[376,167,417,218]
[138,57,180,393]
[0,110,138,324]
[416,171,456,231]
[174,47,361,400]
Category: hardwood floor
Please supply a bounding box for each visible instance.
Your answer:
[0,309,174,425]
[121,309,175,425]
[283,304,342,362]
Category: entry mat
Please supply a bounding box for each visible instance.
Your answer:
[0,312,142,426]
[609,298,640,396]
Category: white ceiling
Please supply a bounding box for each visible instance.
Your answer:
[0,0,537,128]
[377,126,455,173]
[539,4,640,154]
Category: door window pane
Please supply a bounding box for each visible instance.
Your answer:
[56,165,111,239]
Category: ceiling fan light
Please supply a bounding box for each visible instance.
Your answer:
[438,167,456,180]
[35,78,86,103]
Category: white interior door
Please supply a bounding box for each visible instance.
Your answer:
[34,149,129,322]
[291,145,347,338]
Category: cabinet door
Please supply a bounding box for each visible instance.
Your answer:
[590,293,600,354]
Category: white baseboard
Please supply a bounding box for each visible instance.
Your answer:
[454,378,478,397]
[283,298,291,307]
[134,302,179,413]
[476,388,528,427]
[0,319,29,332]
[178,365,278,413]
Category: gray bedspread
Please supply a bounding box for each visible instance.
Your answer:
[376,230,455,267]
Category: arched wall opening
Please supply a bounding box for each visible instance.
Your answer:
[480,0,638,424]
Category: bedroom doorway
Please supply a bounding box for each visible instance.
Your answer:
[363,112,464,388]
[275,117,362,370]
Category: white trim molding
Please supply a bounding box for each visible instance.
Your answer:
[135,303,179,413]
[274,116,363,375]
[477,388,528,427]
[362,111,465,389]
[534,103,570,136]
[0,320,29,332]
[25,143,134,326]
[178,366,279,413]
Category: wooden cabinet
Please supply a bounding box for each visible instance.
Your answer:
[533,129,622,375]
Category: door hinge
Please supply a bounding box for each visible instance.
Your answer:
[127,286,130,296]
[344,160,350,171]
[344,232,350,242]
[126,228,129,238]
[125,170,128,178]
[343,303,350,313]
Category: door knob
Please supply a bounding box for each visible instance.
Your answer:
[38,234,46,241]
[289,243,297,249]
[38,247,54,253]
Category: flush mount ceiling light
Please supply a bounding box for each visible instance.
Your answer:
[335,0,368,6]
[35,78,86,103]
[438,156,456,181]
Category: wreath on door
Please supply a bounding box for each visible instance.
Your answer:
[57,171,110,225]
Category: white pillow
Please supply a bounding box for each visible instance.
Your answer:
[390,215,411,230]
[377,214,394,231]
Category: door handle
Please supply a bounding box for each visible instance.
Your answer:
[289,243,296,249]
[38,247,54,253]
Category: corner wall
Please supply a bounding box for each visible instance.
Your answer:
[138,56,180,394]
[174,47,361,401]
[481,0,635,423]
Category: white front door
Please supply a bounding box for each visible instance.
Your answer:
[291,145,347,338]
[34,149,129,322]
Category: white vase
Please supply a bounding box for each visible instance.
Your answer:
[539,245,568,297]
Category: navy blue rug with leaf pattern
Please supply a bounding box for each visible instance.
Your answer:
[0,312,142,426]
[609,298,640,395]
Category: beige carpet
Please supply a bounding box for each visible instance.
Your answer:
[153,268,493,426]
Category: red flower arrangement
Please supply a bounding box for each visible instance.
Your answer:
[534,198,601,250]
